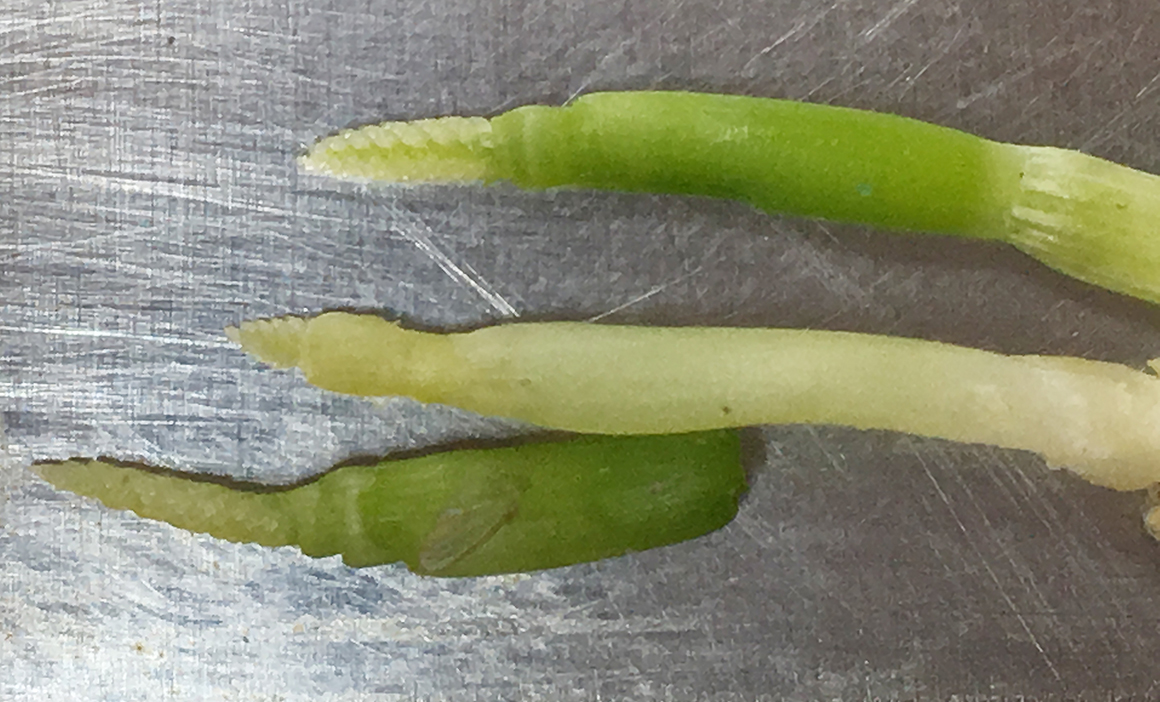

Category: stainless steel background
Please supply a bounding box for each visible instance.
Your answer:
[4,0,1160,699]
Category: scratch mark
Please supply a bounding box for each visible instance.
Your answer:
[915,451,1063,682]
[386,206,518,318]
[894,26,966,94]
[779,224,870,305]
[9,230,142,255]
[207,52,329,88]
[9,165,303,222]
[805,76,837,99]
[859,0,920,45]
[1135,69,1160,99]
[804,426,849,476]
[1080,102,1141,153]
[742,5,837,71]
[0,8,105,34]
[586,266,704,322]
[957,464,1077,657]
[0,417,28,518]
[999,461,1133,655]
[954,67,1034,111]
[0,77,88,100]
[33,249,197,280]
[0,325,232,349]
[1081,51,1160,149]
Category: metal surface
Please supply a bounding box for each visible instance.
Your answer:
[4,0,1160,699]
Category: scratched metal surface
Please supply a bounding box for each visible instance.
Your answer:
[4,0,1160,699]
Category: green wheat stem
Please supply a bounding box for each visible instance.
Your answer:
[301,91,1160,306]
[36,431,744,577]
